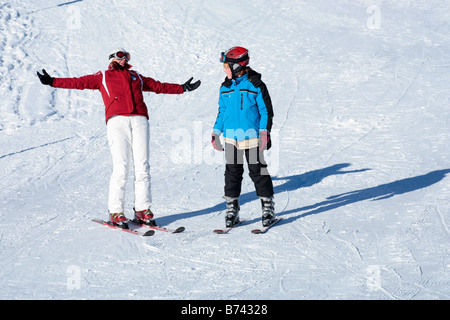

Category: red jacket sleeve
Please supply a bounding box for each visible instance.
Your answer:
[52,72,102,90]
[141,76,184,94]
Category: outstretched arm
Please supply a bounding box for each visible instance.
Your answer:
[37,69,101,90]
[141,75,200,94]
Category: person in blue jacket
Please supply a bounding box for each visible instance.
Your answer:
[211,46,275,228]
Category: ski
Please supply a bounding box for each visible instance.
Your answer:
[128,220,185,234]
[92,219,155,236]
[251,217,283,234]
[214,219,246,234]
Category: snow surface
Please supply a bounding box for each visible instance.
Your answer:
[0,0,449,300]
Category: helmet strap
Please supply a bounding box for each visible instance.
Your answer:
[229,63,248,78]
[228,63,241,78]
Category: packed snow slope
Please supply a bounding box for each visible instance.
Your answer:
[1,0,449,300]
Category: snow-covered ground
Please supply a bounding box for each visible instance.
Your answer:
[0,0,449,300]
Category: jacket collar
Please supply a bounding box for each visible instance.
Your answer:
[222,71,250,88]
[234,72,248,84]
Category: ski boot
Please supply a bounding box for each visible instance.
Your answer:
[224,196,240,227]
[260,196,275,227]
[133,208,157,227]
[110,212,129,229]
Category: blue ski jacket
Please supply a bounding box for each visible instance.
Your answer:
[213,69,274,142]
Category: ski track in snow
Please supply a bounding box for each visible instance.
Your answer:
[0,0,449,300]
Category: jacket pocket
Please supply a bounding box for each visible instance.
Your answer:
[106,96,118,112]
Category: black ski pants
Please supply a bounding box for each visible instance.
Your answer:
[224,143,274,198]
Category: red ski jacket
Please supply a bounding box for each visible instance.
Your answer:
[51,63,184,123]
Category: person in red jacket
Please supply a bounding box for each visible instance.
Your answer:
[37,47,200,229]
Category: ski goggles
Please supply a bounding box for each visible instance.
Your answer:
[109,51,130,62]
[220,52,226,63]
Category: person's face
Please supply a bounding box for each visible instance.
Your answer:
[223,63,232,79]
[113,57,127,67]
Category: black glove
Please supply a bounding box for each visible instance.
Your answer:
[182,77,201,92]
[37,69,54,86]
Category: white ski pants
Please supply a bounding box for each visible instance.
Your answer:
[107,115,152,213]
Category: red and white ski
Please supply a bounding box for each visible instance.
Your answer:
[92,219,155,236]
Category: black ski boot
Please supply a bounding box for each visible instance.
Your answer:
[224,196,240,227]
[260,196,275,227]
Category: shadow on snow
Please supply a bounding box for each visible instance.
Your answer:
[278,167,450,226]
[160,163,450,226]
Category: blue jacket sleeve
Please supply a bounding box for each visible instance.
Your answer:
[213,93,226,135]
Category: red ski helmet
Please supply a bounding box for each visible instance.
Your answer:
[220,46,249,74]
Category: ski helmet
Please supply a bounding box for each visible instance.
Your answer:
[220,46,249,74]
[109,47,130,62]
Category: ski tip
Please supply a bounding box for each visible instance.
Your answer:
[251,218,283,234]
[143,230,155,236]
[214,229,226,234]
[173,226,185,233]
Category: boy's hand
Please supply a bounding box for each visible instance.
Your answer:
[259,131,271,151]
[211,133,224,151]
